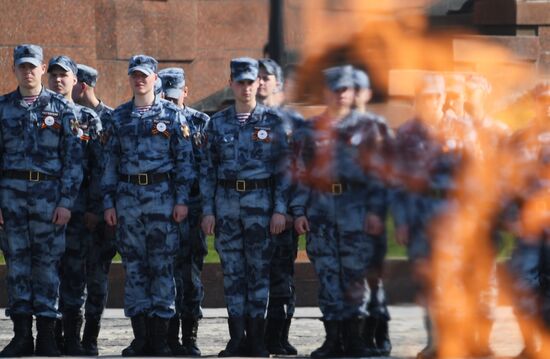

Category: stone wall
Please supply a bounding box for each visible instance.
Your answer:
[0,0,271,107]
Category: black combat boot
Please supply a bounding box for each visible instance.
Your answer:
[181,317,201,356]
[265,316,287,355]
[35,316,61,356]
[167,315,185,355]
[363,316,378,354]
[311,320,343,358]
[342,317,377,357]
[54,318,64,355]
[81,315,101,356]
[281,317,298,355]
[246,317,269,357]
[63,312,86,355]
[219,316,246,357]
[149,316,172,356]
[375,318,392,356]
[0,315,34,357]
[122,314,149,357]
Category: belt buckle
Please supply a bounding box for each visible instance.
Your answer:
[236,180,246,192]
[29,171,40,182]
[332,183,342,195]
[138,173,149,186]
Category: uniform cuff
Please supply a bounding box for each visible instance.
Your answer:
[103,197,115,211]
[274,202,287,215]
[57,197,74,210]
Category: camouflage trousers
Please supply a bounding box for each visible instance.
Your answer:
[214,186,274,318]
[59,205,92,314]
[115,181,178,318]
[268,228,299,319]
[59,209,116,318]
[368,231,390,321]
[509,238,542,320]
[0,178,65,318]
[175,202,207,320]
[306,190,373,321]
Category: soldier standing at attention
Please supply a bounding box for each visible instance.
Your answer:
[47,55,103,356]
[72,63,116,356]
[159,67,210,356]
[102,55,195,357]
[200,57,290,357]
[0,44,83,357]
[256,58,302,355]
[293,65,384,358]
[352,68,393,357]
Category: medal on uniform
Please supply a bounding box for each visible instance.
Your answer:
[258,130,268,140]
[253,127,271,142]
[152,120,170,138]
[44,116,55,127]
[156,122,166,133]
[193,132,203,147]
[41,115,61,129]
[181,123,190,139]
[70,119,81,136]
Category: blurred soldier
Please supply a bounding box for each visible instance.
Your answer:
[154,76,163,97]
[47,56,103,356]
[462,74,507,358]
[444,73,467,119]
[257,58,302,355]
[293,65,384,358]
[0,44,83,357]
[353,68,393,356]
[102,55,195,356]
[200,57,290,357]
[391,74,466,359]
[159,67,210,356]
[72,63,116,356]
[466,74,510,140]
[505,82,550,359]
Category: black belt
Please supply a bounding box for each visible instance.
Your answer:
[218,178,273,192]
[426,188,446,199]
[119,172,171,186]
[3,170,58,181]
[319,182,362,195]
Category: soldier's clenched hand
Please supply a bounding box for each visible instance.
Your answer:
[104,208,117,226]
[395,224,409,246]
[201,215,216,235]
[294,216,310,235]
[365,213,384,235]
[270,213,286,235]
[0,208,4,228]
[173,204,189,223]
[52,207,71,225]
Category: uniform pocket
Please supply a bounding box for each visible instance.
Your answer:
[219,134,236,161]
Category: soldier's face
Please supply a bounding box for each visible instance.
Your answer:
[230,78,259,105]
[71,82,85,101]
[445,91,465,116]
[258,69,278,98]
[416,93,445,119]
[129,71,156,96]
[354,88,372,107]
[324,86,355,110]
[13,62,45,90]
[48,67,77,96]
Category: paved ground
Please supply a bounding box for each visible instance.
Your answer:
[0,306,524,358]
